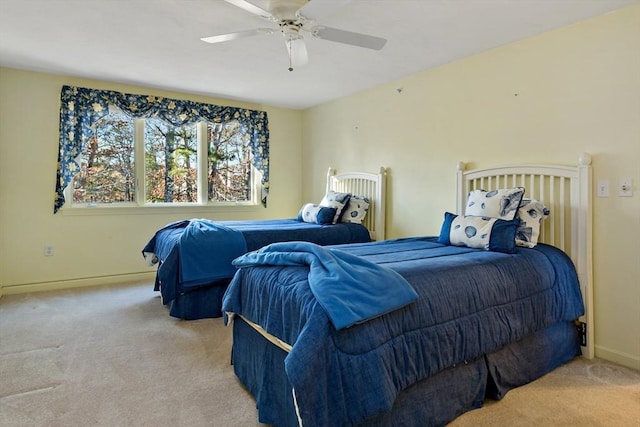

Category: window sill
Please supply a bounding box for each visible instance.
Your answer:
[60,203,261,216]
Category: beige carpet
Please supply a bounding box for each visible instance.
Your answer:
[1,282,639,427]
[449,357,640,427]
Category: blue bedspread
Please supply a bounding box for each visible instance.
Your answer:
[233,242,418,329]
[142,218,371,305]
[142,219,247,292]
[178,220,247,286]
[222,237,584,426]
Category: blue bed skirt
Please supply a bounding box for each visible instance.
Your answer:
[231,317,580,426]
[163,282,229,320]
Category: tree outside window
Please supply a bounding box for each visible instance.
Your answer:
[73,106,135,204]
[73,106,255,206]
[207,122,253,203]
[144,118,198,203]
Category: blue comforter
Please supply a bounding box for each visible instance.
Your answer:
[222,237,584,426]
[142,218,371,305]
[233,242,418,329]
[142,219,247,290]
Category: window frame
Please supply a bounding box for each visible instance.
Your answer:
[64,120,262,214]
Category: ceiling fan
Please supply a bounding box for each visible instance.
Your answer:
[201,0,387,71]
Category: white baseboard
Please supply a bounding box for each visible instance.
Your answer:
[0,272,156,296]
[595,345,640,371]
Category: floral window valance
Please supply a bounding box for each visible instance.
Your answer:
[55,85,270,213]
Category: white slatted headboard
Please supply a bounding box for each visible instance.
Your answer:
[456,154,593,359]
[327,167,387,241]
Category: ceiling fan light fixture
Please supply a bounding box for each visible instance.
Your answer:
[281,22,308,71]
[285,35,308,71]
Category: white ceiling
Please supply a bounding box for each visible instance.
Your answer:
[0,0,637,110]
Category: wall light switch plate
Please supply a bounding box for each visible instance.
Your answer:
[619,179,633,197]
[597,179,609,197]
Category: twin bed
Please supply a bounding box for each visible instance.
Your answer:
[220,155,593,426]
[142,167,387,319]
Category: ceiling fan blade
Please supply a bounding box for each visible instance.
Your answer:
[201,28,274,44]
[285,36,309,69]
[223,0,274,20]
[297,0,351,21]
[311,26,387,50]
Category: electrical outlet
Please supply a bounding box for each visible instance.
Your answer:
[619,179,633,197]
[576,321,587,347]
[44,245,54,256]
[597,179,609,197]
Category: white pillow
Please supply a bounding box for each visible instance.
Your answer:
[340,195,370,224]
[465,188,525,220]
[319,191,351,224]
[447,215,517,253]
[515,199,550,248]
[297,203,337,225]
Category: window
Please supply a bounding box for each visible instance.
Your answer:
[55,85,270,213]
[73,105,136,205]
[71,106,258,207]
[207,122,253,203]
[144,117,198,204]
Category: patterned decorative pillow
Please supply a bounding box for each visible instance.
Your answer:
[465,187,525,220]
[515,199,550,248]
[438,212,519,253]
[319,191,351,224]
[297,203,337,225]
[340,195,370,224]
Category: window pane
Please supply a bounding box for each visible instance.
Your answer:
[144,119,198,203]
[207,121,253,202]
[73,105,135,204]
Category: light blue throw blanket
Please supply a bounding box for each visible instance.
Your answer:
[232,241,418,329]
[178,219,248,286]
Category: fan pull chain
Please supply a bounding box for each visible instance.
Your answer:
[288,38,294,72]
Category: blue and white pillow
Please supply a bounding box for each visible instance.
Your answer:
[465,188,525,220]
[438,212,519,253]
[297,203,337,225]
[319,191,351,224]
[515,199,550,248]
[340,195,370,224]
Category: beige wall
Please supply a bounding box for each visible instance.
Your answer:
[302,5,640,370]
[0,69,303,292]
